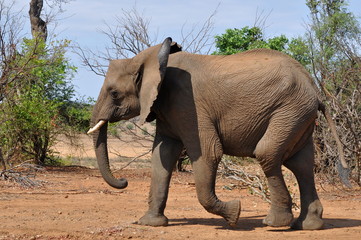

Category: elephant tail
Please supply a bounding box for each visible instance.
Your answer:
[318,102,351,187]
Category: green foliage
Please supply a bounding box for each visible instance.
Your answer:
[126,123,134,130]
[0,37,78,165]
[213,27,290,55]
[141,127,148,136]
[306,0,360,68]
[264,35,289,51]
[213,27,263,55]
[213,27,310,68]
[306,0,361,73]
[286,37,311,67]
[60,97,94,133]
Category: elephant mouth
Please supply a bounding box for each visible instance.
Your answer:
[87,109,133,134]
[87,105,137,134]
[113,107,133,121]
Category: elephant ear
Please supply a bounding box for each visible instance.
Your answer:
[138,37,182,123]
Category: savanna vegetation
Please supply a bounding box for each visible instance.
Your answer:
[0,0,92,182]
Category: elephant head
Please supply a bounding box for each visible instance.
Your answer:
[88,38,181,189]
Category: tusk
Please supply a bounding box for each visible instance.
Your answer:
[87,120,107,134]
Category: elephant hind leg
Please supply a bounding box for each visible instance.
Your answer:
[258,165,294,227]
[284,137,324,230]
[254,129,294,227]
[254,112,319,228]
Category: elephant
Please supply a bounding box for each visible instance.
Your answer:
[88,37,346,230]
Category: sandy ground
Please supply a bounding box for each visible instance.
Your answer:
[1,135,361,239]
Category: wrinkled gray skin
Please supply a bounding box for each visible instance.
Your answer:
[90,38,328,230]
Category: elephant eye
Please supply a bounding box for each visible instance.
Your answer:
[110,90,119,99]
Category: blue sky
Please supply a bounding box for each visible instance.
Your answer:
[12,0,361,99]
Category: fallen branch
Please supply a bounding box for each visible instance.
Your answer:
[219,158,300,210]
[0,161,45,188]
[219,160,271,204]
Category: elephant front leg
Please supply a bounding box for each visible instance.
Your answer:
[188,130,241,226]
[138,134,183,227]
[192,158,241,226]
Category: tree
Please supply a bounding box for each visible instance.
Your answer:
[286,37,312,67]
[305,0,361,186]
[212,26,312,68]
[29,0,47,41]
[0,0,78,166]
[1,0,25,168]
[0,37,76,165]
[213,27,289,55]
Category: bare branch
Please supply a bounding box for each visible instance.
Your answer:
[253,8,273,40]
[75,4,217,77]
[100,6,156,58]
[114,149,152,172]
[180,7,217,54]
[72,43,107,77]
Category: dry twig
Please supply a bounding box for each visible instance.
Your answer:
[0,161,45,188]
[219,159,271,204]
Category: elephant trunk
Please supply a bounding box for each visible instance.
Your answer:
[92,119,128,189]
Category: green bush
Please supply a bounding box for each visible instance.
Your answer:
[0,37,78,165]
[60,97,94,133]
[213,27,289,55]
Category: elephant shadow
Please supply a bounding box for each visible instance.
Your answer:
[322,218,361,230]
[169,216,361,231]
[267,218,361,232]
[169,215,267,231]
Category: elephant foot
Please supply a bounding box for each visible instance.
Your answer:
[291,200,324,230]
[263,205,293,227]
[222,200,241,227]
[138,212,168,227]
[291,217,324,230]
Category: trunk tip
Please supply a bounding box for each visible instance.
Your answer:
[107,178,128,189]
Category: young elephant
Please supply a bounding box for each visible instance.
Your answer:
[88,38,346,230]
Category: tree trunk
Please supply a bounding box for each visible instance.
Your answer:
[0,147,6,170]
[29,0,47,41]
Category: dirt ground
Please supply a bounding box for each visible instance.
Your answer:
[1,135,361,240]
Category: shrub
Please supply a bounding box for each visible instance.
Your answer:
[0,37,77,165]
